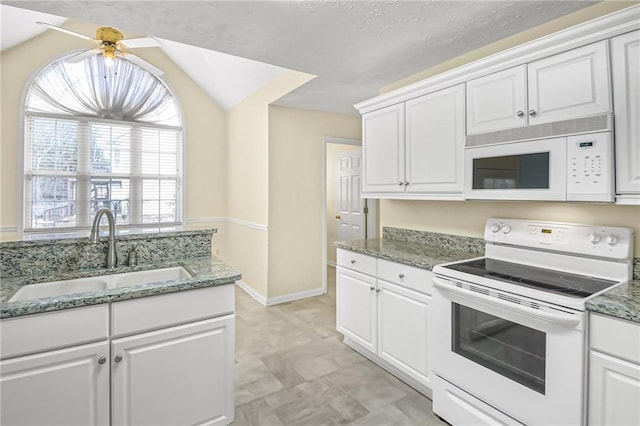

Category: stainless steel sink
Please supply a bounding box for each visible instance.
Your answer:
[9,267,192,302]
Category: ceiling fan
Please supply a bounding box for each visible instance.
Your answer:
[37,22,163,76]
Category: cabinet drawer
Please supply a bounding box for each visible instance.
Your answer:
[337,249,376,276]
[111,285,234,337]
[590,313,640,363]
[378,259,433,295]
[0,305,109,359]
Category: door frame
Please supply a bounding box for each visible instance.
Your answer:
[322,136,377,294]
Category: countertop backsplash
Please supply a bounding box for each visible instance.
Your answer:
[0,229,216,279]
[382,226,485,254]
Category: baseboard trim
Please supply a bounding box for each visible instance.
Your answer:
[235,280,267,306]
[327,260,337,268]
[266,287,325,306]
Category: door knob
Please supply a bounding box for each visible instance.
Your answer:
[335,215,341,219]
[114,355,123,363]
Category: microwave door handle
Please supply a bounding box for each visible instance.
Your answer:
[433,277,580,327]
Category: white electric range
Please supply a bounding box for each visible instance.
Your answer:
[431,218,633,425]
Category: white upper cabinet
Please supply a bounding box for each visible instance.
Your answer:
[362,85,465,198]
[466,41,611,134]
[528,40,611,125]
[466,65,527,134]
[362,103,405,193]
[406,84,466,194]
[611,30,640,202]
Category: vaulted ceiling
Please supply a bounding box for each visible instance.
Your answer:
[3,1,600,115]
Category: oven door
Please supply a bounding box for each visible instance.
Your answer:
[464,137,567,200]
[431,276,585,426]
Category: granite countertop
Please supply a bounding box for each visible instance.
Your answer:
[586,279,640,323]
[335,237,483,271]
[0,256,241,319]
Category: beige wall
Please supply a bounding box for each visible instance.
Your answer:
[268,106,361,298]
[326,144,361,265]
[224,72,314,297]
[0,20,227,242]
[378,1,640,254]
[382,1,638,94]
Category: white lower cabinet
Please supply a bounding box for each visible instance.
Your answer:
[336,249,433,394]
[112,315,235,426]
[0,285,235,426]
[0,341,110,426]
[377,280,431,387]
[588,313,640,426]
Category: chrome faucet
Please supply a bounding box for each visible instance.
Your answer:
[89,208,117,269]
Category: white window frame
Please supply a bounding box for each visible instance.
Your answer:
[20,66,185,238]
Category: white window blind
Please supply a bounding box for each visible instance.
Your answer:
[24,115,182,232]
[23,54,182,234]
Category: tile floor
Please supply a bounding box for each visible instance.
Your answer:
[232,266,445,426]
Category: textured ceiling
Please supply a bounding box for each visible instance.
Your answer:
[3,1,599,115]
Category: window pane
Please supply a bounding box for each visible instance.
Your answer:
[29,117,78,172]
[30,176,77,228]
[90,123,131,174]
[91,178,130,225]
[142,179,177,223]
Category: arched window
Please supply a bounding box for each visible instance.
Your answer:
[22,54,183,235]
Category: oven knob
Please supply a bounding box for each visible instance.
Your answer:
[490,224,501,233]
[606,234,619,246]
[502,225,512,234]
[588,233,602,244]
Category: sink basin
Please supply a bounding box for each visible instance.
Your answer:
[9,267,192,302]
[9,277,108,302]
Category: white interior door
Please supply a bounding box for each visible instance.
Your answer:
[336,148,365,241]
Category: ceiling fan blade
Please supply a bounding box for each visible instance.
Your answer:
[124,53,164,77]
[121,37,161,49]
[66,49,101,64]
[36,22,94,41]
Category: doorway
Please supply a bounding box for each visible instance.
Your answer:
[322,137,377,293]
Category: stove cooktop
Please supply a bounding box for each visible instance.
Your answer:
[440,258,618,299]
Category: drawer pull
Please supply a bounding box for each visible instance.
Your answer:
[350,260,356,264]
[398,274,405,279]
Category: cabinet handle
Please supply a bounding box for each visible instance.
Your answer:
[528,110,536,116]
[399,273,405,279]
[398,181,404,186]
[114,355,123,363]
[370,286,375,291]
[516,110,524,117]
[376,289,381,293]
[335,215,341,219]
[404,181,409,186]
[350,260,356,264]
[98,356,107,365]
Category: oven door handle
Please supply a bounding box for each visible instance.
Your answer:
[433,277,581,327]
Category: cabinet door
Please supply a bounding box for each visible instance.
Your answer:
[612,30,640,198]
[589,350,640,426]
[0,341,109,426]
[528,40,611,125]
[466,65,527,134]
[405,84,465,194]
[111,315,235,426]
[377,280,431,387]
[336,266,377,352]
[362,104,405,193]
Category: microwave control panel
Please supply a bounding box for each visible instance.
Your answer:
[566,132,613,202]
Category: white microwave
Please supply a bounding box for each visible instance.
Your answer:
[463,131,614,202]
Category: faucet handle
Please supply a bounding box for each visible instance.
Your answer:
[128,245,138,267]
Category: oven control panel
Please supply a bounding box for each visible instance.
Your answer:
[485,218,633,260]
